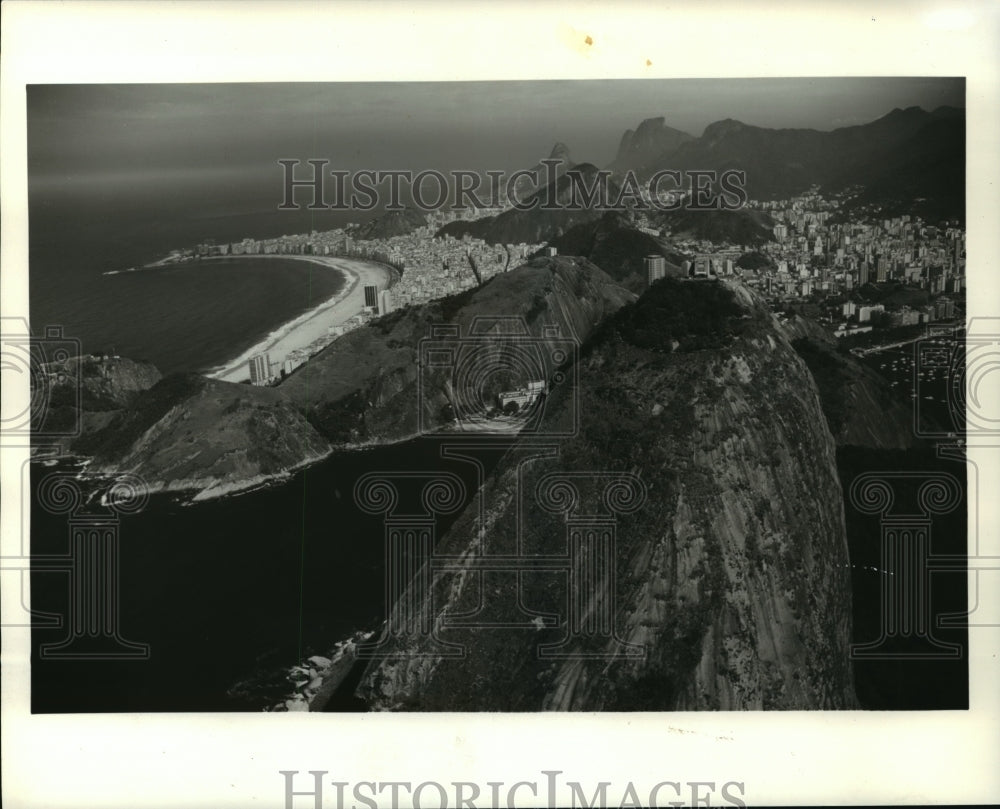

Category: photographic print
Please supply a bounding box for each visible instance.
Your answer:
[3,5,999,808]
[22,77,970,713]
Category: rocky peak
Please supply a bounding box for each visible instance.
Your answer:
[548,141,571,163]
[612,117,694,172]
[356,278,858,710]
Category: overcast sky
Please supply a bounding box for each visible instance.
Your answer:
[28,78,964,185]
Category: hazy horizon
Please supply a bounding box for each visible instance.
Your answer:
[29,78,964,189]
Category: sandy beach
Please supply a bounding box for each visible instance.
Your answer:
[206,255,394,383]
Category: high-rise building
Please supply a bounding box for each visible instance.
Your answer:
[379,289,394,315]
[364,284,379,311]
[859,304,885,323]
[859,261,870,286]
[249,353,271,386]
[645,254,667,286]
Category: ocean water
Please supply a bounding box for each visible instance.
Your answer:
[28,177,365,375]
[27,175,420,712]
[31,437,502,712]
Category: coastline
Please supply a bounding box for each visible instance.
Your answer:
[68,425,435,507]
[203,254,394,383]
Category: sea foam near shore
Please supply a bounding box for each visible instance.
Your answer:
[204,255,356,381]
[203,255,391,384]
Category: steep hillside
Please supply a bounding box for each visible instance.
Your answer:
[281,256,635,445]
[609,117,694,176]
[544,212,687,293]
[36,355,162,452]
[638,107,964,219]
[356,278,857,710]
[653,208,776,246]
[511,142,574,201]
[780,315,915,449]
[63,259,632,499]
[76,374,331,499]
[838,116,965,222]
[435,163,622,246]
[351,207,427,239]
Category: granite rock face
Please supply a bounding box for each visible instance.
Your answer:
[781,314,916,449]
[357,279,858,710]
[610,116,694,175]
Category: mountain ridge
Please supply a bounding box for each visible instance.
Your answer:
[436,163,623,246]
[356,278,859,710]
[609,116,694,175]
[66,258,635,498]
[630,106,964,218]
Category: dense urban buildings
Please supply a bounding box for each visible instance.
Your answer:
[644,186,964,338]
[182,182,963,386]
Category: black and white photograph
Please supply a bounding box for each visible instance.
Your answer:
[22,76,972,714]
[3,3,999,808]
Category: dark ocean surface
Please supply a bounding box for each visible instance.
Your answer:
[28,177,365,375]
[31,437,505,712]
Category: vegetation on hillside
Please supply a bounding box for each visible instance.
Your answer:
[736,251,774,271]
[73,373,206,461]
[591,278,756,354]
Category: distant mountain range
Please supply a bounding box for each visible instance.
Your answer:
[608,116,694,175]
[617,105,964,220]
[438,104,962,256]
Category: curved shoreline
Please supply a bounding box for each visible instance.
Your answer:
[204,254,393,383]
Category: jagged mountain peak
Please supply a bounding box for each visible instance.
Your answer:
[633,105,964,218]
[548,141,572,162]
[611,117,694,173]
